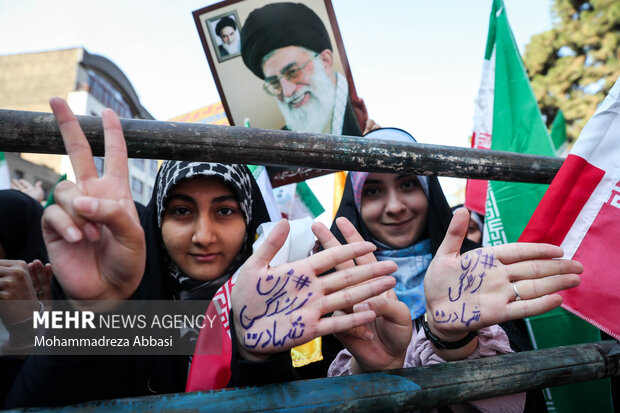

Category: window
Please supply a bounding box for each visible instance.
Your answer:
[149,160,158,176]
[87,70,134,119]
[131,177,143,196]
[132,158,145,170]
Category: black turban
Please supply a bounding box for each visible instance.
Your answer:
[241,2,332,79]
[215,16,236,37]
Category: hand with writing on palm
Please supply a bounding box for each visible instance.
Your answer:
[424,208,583,344]
[232,219,397,359]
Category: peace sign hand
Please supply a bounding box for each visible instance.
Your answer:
[41,98,145,305]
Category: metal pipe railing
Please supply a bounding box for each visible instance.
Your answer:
[4,109,608,413]
[14,341,619,412]
[0,109,563,186]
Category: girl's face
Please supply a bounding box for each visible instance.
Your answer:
[467,218,483,244]
[161,176,247,281]
[360,173,428,249]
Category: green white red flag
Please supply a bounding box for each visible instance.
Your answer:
[466,2,614,411]
[520,77,620,341]
[465,0,555,244]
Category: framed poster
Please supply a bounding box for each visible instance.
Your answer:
[193,0,364,186]
[204,11,243,62]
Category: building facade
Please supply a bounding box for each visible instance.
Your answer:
[0,47,158,204]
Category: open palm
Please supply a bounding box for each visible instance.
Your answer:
[424,208,583,339]
[232,219,397,357]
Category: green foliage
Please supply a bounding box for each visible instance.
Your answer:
[523,0,620,144]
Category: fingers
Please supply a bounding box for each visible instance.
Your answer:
[311,217,378,271]
[101,109,129,182]
[506,258,583,281]
[319,275,396,315]
[492,242,564,264]
[245,219,290,269]
[315,309,377,337]
[335,217,377,265]
[42,196,142,245]
[321,260,397,294]
[509,274,580,302]
[72,196,143,246]
[47,180,90,241]
[11,178,31,191]
[311,221,354,271]
[506,294,564,320]
[50,97,97,183]
[353,295,411,327]
[302,241,377,276]
[42,204,83,243]
[28,260,53,300]
[312,221,343,250]
[435,208,469,258]
[27,260,43,292]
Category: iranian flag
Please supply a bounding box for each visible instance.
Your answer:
[0,152,10,189]
[517,78,620,413]
[465,0,555,242]
[521,77,620,341]
[466,2,614,411]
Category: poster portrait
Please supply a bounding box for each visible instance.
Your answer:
[193,0,365,140]
[205,11,243,62]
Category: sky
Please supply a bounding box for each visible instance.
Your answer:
[0,0,554,223]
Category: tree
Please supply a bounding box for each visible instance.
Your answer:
[523,0,620,144]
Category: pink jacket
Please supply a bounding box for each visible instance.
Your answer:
[328,324,526,413]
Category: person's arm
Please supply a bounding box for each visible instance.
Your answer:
[41,98,145,309]
[423,208,582,360]
[322,212,582,374]
[313,218,413,373]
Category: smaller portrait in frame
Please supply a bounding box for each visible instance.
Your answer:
[206,11,242,62]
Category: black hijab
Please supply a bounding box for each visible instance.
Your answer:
[330,129,536,365]
[139,161,270,301]
[0,189,48,263]
[330,129,478,257]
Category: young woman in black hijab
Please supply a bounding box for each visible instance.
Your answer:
[6,99,398,408]
[323,128,559,411]
[6,159,274,407]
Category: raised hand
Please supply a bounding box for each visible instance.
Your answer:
[232,219,397,359]
[424,208,582,346]
[41,98,145,304]
[0,260,38,325]
[11,179,44,203]
[314,217,412,372]
[28,259,53,303]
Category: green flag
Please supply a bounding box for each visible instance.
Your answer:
[0,152,10,189]
[550,109,568,155]
[483,0,555,246]
[481,2,613,412]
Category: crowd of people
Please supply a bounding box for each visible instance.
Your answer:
[0,97,585,411]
